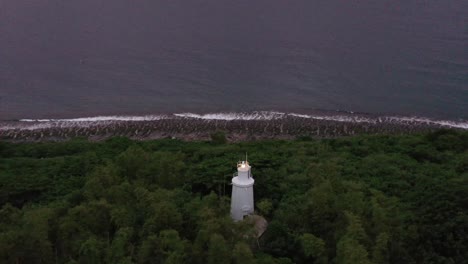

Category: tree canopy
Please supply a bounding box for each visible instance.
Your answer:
[0,129,467,263]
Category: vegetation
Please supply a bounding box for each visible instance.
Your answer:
[0,129,467,264]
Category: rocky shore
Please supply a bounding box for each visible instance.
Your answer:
[1,112,465,142]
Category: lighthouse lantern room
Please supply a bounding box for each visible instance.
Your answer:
[230,159,255,221]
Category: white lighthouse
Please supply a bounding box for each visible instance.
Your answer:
[231,159,255,221]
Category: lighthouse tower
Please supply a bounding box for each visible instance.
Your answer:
[231,159,255,221]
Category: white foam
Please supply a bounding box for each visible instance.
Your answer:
[0,123,59,131]
[388,116,468,129]
[288,113,310,119]
[20,115,168,122]
[174,111,286,120]
[2,111,467,131]
[20,119,56,122]
[289,113,468,128]
[2,115,169,131]
[288,113,376,123]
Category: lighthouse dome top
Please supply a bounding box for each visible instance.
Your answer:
[233,160,254,186]
[237,160,250,171]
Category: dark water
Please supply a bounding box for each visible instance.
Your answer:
[1,0,467,120]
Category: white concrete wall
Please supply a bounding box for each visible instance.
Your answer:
[231,179,254,221]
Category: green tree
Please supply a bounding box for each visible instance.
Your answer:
[142,201,182,236]
[232,242,255,264]
[117,145,149,180]
[137,235,162,264]
[192,229,210,264]
[299,233,326,261]
[372,232,389,264]
[336,212,371,264]
[336,236,371,264]
[159,229,188,264]
[140,152,186,188]
[83,165,121,200]
[207,234,230,264]
[79,237,106,264]
[108,227,134,263]
[257,199,273,217]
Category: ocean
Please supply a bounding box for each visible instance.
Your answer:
[1,0,467,121]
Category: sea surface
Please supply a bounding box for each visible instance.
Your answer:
[1,0,467,121]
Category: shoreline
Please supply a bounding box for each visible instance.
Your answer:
[1,112,466,142]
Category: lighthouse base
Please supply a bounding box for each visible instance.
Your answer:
[230,182,254,221]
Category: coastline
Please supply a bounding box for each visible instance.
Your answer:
[1,112,466,142]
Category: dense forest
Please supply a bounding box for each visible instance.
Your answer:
[0,130,467,264]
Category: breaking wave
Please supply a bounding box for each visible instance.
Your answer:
[175,112,468,129]
[173,112,286,120]
[19,115,169,122]
[2,111,467,131]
